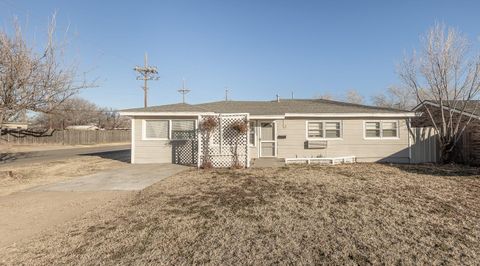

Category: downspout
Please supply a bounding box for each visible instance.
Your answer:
[408,118,412,163]
[246,113,250,168]
[130,117,135,164]
[197,114,201,168]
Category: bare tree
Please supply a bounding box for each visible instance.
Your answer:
[398,23,480,162]
[0,14,94,128]
[33,97,129,130]
[345,89,364,104]
[33,97,99,129]
[313,92,335,100]
[97,107,130,130]
[372,86,417,110]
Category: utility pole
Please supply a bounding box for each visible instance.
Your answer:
[177,78,191,104]
[225,87,229,101]
[134,53,159,108]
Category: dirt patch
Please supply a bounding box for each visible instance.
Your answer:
[0,191,132,248]
[0,156,129,196]
[1,163,479,265]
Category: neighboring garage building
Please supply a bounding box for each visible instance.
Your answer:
[412,100,480,165]
[120,99,420,167]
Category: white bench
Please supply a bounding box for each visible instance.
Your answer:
[285,156,356,165]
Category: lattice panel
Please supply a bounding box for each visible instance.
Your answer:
[198,114,249,168]
[172,139,198,165]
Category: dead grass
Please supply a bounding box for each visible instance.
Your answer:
[1,163,479,265]
[0,156,128,196]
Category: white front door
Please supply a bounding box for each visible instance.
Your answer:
[259,121,276,157]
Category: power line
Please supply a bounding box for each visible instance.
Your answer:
[177,78,191,104]
[133,53,159,108]
[225,87,230,101]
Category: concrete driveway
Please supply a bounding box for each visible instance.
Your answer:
[28,163,189,192]
[1,163,189,248]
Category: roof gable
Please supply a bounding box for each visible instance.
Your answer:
[413,100,480,120]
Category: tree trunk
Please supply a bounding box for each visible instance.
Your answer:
[439,141,455,164]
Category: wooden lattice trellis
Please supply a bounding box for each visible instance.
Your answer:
[172,139,198,165]
[197,114,249,168]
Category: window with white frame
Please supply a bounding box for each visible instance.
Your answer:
[171,120,196,140]
[365,121,398,139]
[307,121,341,139]
[307,122,323,138]
[249,121,256,146]
[144,120,169,139]
[382,121,398,137]
[325,122,341,138]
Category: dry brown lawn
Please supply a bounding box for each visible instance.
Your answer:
[1,163,479,265]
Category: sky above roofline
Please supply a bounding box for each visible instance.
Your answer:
[1,0,479,110]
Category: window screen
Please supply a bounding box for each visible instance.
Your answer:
[308,122,323,138]
[325,122,341,138]
[382,121,398,137]
[365,122,381,138]
[145,120,168,139]
[171,120,195,140]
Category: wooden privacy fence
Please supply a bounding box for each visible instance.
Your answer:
[410,127,439,164]
[2,130,131,145]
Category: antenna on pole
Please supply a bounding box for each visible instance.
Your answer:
[134,52,159,108]
[177,78,191,104]
[225,87,229,101]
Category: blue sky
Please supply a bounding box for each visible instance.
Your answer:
[1,0,479,109]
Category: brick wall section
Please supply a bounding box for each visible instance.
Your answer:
[412,104,480,165]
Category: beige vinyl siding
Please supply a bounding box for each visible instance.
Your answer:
[132,116,197,164]
[131,116,411,164]
[274,118,410,163]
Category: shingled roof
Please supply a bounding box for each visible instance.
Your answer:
[415,100,480,118]
[121,99,411,115]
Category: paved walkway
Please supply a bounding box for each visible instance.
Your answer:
[28,163,189,192]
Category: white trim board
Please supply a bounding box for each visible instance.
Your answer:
[120,111,215,117]
[285,112,417,118]
[412,101,480,120]
[131,118,135,164]
[121,112,417,118]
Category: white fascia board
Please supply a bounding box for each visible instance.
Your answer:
[413,101,480,120]
[284,112,418,118]
[119,111,215,117]
[249,115,285,120]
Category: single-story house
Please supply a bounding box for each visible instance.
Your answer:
[412,100,480,165]
[120,98,420,167]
